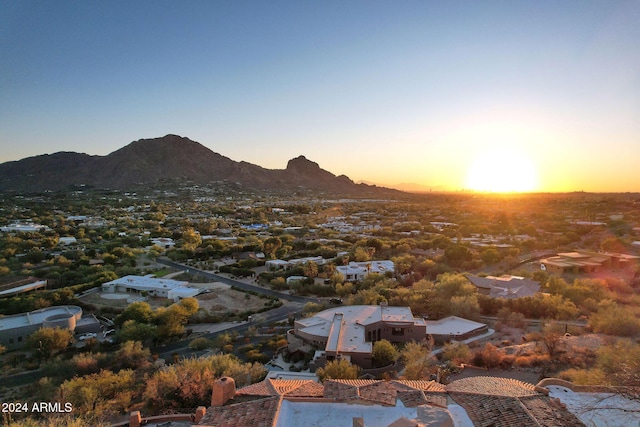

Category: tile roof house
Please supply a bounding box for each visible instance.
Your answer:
[189,375,583,427]
[446,376,584,427]
[197,377,452,427]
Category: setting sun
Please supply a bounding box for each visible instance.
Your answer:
[466,147,538,193]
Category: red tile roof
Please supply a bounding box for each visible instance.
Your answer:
[446,376,538,397]
[198,396,281,427]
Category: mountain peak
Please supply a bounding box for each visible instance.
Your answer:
[0,136,399,196]
[286,155,320,171]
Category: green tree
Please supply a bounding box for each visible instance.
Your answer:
[441,342,471,364]
[450,295,481,321]
[4,415,111,427]
[354,246,371,262]
[316,359,360,381]
[540,323,564,358]
[116,301,154,326]
[178,297,199,316]
[595,339,640,391]
[189,337,214,351]
[372,339,399,368]
[436,273,475,299]
[480,248,502,265]
[263,237,282,259]
[156,303,191,339]
[590,300,640,336]
[60,369,136,417]
[144,354,266,412]
[400,341,433,380]
[181,227,202,251]
[113,340,151,370]
[335,282,354,298]
[27,327,73,358]
[118,319,158,344]
[303,260,319,279]
[443,245,472,268]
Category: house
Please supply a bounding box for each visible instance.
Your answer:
[234,251,265,261]
[58,236,77,246]
[0,305,82,350]
[266,256,327,271]
[198,376,453,427]
[289,304,426,369]
[0,222,50,232]
[424,316,489,344]
[151,237,176,249]
[101,275,199,301]
[336,260,395,282]
[0,277,47,299]
[285,275,307,286]
[265,259,290,271]
[120,375,586,427]
[465,274,540,299]
[540,250,640,275]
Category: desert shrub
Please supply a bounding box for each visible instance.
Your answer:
[71,352,105,375]
[245,349,270,364]
[524,331,542,342]
[499,355,515,369]
[441,342,472,365]
[497,307,528,328]
[559,368,607,385]
[514,354,549,367]
[473,343,501,368]
[189,337,213,351]
[590,302,640,337]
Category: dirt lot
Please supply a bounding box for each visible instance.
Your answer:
[79,283,269,315]
[195,287,270,314]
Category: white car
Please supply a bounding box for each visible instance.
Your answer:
[78,332,98,341]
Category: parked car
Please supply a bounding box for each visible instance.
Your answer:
[78,332,98,341]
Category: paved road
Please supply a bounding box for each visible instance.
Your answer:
[156,257,319,304]
[154,302,303,360]
[151,259,316,359]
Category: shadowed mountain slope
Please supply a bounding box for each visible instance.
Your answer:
[0,135,396,195]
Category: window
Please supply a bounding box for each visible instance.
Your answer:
[392,328,404,336]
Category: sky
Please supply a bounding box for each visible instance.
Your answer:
[1,1,639,192]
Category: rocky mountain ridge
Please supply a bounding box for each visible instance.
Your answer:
[0,135,395,195]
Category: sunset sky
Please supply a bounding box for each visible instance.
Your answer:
[1,1,639,192]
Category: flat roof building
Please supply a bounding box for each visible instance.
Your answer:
[0,277,47,299]
[0,305,82,350]
[424,316,489,344]
[102,275,198,301]
[540,250,640,275]
[290,305,426,369]
[336,260,395,282]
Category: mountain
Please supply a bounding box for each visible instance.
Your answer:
[0,135,397,195]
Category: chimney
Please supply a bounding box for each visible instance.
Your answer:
[211,376,236,406]
[195,406,207,423]
[129,411,142,427]
[353,417,365,427]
